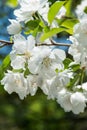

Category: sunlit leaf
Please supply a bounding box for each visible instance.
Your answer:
[40,27,65,41]
[65,0,73,17]
[0,55,11,80]
[65,28,73,34]
[48,1,65,24]
[6,0,18,8]
[61,19,79,29]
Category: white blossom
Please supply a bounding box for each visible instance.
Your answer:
[7,19,21,35]
[81,82,87,91]
[68,24,87,69]
[10,34,37,69]
[47,69,73,100]
[57,88,86,114]
[1,71,28,100]
[75,0,87,19]
[27,74,50,96]
[1,0,87,115]
[57,88,72,112]
[39,2,49,22]
[14,0,48,22]
[28,47,66,77]
[27,74,40,96]
[70,92,86,114]
[68,37,83,63]
[73,19,87,49]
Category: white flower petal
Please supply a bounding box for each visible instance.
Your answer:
[70,92,86,114]
[1,71,29,100]
[7,19,21,35]
[52,49,66,61]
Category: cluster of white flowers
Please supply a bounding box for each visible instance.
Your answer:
[1,0,87,114]
[7,0,50,35]
[69,19,87,71]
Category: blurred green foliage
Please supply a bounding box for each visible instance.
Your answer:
[0,86,87,130]
[0,0,87,130]
[6,0,18,8]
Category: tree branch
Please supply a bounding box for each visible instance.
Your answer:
[35,43,71,46]
[0,39,71,48]
[0,40,13,48]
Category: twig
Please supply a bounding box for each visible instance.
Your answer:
[0,39,71,48]
[0,40,13,44]
[35,39,71,47]
[0,40,13,48]
[35,43,71,46]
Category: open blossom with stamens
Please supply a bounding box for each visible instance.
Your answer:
[1,71,28,100]
[28,47,66,77]
[10,34,39,69]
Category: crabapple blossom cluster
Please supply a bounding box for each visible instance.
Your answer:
[1,0,87,114]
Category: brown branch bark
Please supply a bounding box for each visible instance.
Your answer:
[0,40,13,48]
[0,39,71,48]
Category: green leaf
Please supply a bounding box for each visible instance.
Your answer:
[65,0,73,17]
[67,74,80,90]
[40,27,65,41]
[0,66,4,81]
[43,26,50,33]
[55,17,79,34]
[84,6,87,14]
[6,0,18,8]
[25,20,40,30]
[24,20,43,36]
[48,1,65,24]
[63,58,72,69]
[24,68,30,77]
[1,55,10,69]
[61,19,79,29]
[32,26,42,37]
[70,64,80,72]
[0,55,11,80]
[65,28,73,34]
